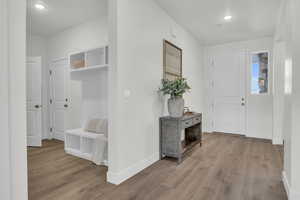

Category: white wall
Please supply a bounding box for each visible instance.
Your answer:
[290,0,300,193]
[108,0,204,184]
[81,71,108,124]
[26,35,49,139]
[48,17,108,131]
[47,18,108,61]
[273,41,286,145]
[274,0,292,197]
[275,0,300,199]
[0,0,28,199]
[204,37,274,140]
[0,0,11,198]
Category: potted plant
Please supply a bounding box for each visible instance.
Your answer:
[159,78,190,117]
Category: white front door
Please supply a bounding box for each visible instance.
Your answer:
[27,57,42,147]
[246,51,273,139]
[49,58,69,141]
[212,48,246,134]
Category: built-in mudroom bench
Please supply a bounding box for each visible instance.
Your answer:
[159,113,202,163]
[64,45,109,166]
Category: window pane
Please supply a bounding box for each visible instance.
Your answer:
[251,52,268,94]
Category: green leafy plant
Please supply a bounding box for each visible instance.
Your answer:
[159,77,191,98]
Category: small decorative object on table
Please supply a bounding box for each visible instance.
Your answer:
[159,78,190,117]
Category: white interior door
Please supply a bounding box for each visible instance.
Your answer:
[212,49,246,134]
[27,57,42,147]
[49,58,69,141]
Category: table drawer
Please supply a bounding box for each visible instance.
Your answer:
[183,119,193,128]
[193,116,201,124]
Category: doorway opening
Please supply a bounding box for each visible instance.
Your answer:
[26,0,110,198]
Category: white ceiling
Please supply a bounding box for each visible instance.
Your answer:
[27,0,107,36]
[155,0,282,45]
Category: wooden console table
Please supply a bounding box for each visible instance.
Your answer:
[159,113,202,163]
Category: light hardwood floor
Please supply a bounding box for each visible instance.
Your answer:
[27,133,287,200]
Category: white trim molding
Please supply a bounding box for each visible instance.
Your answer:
[283,171,291,198]
[282,171,300,200]
[272,138,284,145]
[53,133,65,141]
[107,152,159,185]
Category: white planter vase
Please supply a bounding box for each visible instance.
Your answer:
[168,96,184,117]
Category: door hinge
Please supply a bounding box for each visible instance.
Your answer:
[49,70,52,75]
[50,128,53,132]
[50,99,53,104]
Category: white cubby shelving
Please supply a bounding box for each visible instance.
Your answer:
[65,129,107,166]
[66,46,109,165]
[69,46,109,73]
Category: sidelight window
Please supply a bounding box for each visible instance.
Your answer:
[251,52,269,94]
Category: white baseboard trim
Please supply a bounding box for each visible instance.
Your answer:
[283,171,291,199]
[282,171,300,200]
[53,133,64,141]
[245,133,272,140]
[27,136,42,147]
[205,131,213,134]
[273,138,283,145]
[102,160,108,167]
[42,134,51,140]
[107,152,159,185]
[202,128,212,133]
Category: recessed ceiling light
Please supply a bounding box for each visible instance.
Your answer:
[224,15,232,21]
[35,3,46,10]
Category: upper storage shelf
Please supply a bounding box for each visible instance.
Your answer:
[69,46,109,72]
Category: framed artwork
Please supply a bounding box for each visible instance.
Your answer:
[163,40,182,80]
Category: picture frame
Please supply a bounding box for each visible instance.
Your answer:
[163,40,182,80]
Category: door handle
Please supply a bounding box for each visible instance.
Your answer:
[35,105,40,109]
[64,104,68,108]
